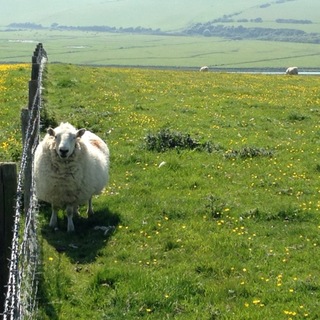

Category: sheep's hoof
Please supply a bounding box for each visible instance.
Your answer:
[67,226,75,232]
[49,215,58,228]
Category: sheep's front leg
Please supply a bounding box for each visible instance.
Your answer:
[49,205,58,228]
[87,197,94,217]
[66,205,75,232]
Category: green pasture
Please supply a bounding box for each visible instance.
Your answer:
[1,63,320,319]
[1,30,320,68]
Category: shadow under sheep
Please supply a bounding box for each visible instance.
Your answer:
[39,202,121,264]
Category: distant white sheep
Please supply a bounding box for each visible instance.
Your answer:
[200,66,209,72]
[34,122,110,232]
[286,67,298,75]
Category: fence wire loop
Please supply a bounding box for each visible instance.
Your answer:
[2,44,47,320]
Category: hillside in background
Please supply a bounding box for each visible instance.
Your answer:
[2,0,264,31]
[2,0,320,34]
[1,0,320,68]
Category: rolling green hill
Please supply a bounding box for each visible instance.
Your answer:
[1,0,320,68]
[2,0,320,32]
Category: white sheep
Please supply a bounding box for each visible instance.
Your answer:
[286,67,298,75]
[200,66,209,72]
[33,122,110,232]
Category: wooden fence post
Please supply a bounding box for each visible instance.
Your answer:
[0,163,17,315]
[21,108,32,215]
[21,52,41,214]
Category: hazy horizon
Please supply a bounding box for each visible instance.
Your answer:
[4,0,315,31]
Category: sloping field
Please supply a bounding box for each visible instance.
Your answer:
[2,62,320,319]
[234,0,320,32]
[2,0,320,32]
[32,64,320,319]
[0,0,265,30]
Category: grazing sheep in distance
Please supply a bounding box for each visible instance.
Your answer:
[34,122,110,232]
[286,67,298,75]
[200,66,209,72]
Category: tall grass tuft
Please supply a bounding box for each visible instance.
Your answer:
[144,128,217,153]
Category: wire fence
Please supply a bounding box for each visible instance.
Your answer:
[2,44,47,320]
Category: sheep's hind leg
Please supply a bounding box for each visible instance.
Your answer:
[87,197,94,217]
[73,206,80,217]
[66,205,75,232]
[49,205,58,228]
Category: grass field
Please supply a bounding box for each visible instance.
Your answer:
[2,63,320,319]
[1,30,320,69]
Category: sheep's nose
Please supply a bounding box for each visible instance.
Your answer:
[59,148,69,158]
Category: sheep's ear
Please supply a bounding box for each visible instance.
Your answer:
[76,128,86,138]
[47,128,55,136]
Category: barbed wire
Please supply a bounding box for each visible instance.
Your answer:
[2,46,47,320]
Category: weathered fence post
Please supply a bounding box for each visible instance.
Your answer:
[0,163,17,316]
[21,45,42,214]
